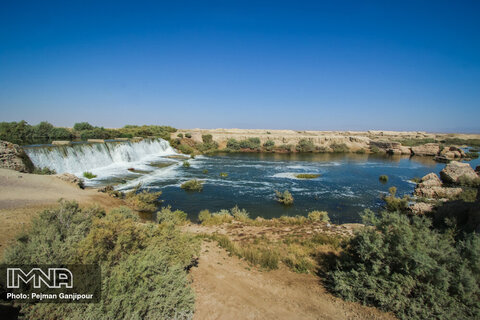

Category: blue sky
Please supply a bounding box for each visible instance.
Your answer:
[0,1,479,132]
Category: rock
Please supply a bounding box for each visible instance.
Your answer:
[0,140,34,173]
[414,186,462,199]
[56,173,84,188]
[434,156,450,163]
[418,173,442,188]
[411,143,440,156]
[410,202,434,215]
[52,141,71,145]
[440,161,478,184]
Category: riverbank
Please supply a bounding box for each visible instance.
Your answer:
[0,168,122,256]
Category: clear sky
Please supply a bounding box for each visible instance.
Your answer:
[0,1,479,132]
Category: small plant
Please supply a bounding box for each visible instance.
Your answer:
[83,171,97,179]
[465,151,479,159]
[177,133,184,138]
[355,149,366,154]
[202,169,208,174]
[370,146,381,153]
[33,167,56,175]
[125,188,163,213]
[383,186,409,212]
[220,172,228,177]
[410,177,421,183]
[156,206,188,225]
[231,205,250,221]
[379,175,388,183]
[202,134,213,144]
[330,143,349,153]
[308,210,330,222]
[296,139,315,152]
[295,173,320,179]
[275,190,294,205]
[185,133,192,138]
[181,179,203,191]
[183,161,190,168]
[263,140,275,151]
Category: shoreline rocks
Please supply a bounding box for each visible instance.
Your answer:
[440,161,479,184]
[0,140,34,173]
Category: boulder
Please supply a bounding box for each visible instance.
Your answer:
[409,202,434,215]
[411,143,440,156]
[418,173,442,188]
[0,140,34,173]
[414,186,462,199]
[440,161,478,184]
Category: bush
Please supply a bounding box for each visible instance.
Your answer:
[231,205,250,221]
[457,175,480,187]
[73,122,94,131]
[239,137,261,150]
[176,144,195,155]
[202,134,213,143]
[83,171,97,179]
[275,190,294,205]
[328,210,480,320]
[308,210,330,222]
[330,143,349,153]
[226,138,241,150]
[295,173,320,179]
[263,140,275,151]
[177,133,184,138]
[296,139,315,152]
[220,172,228,177]
[202,169,208,174]
[181,179,203,191]
[185,133,192,138]
[125,189,163,213]
[379,175,388,183]
[465,152,479,159]
[156,206,188,225]
[198,209,233,225]
[33,167,56,175]
[183,161,191,168]
[277,144,293,152]
[383,186,409,212]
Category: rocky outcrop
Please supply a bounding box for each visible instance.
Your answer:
[410,202,434,215]
[370,141,412,155]
[417,173,442,188]
[0,140,34,173]
[55,173,84,188]
[440,161,479,184]
[414,186,463,199]
[439,146,466,159]
[411,143,440,156]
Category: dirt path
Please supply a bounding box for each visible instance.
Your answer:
[0,168,122,257]
[190,241,396,320]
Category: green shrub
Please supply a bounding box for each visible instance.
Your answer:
[263,140,275,151]
[157,206,188,225]
[383,186,409,213]
[239,137,261,150]
[226,138,241,150]
[308,210,330,222]
[231,205,250,221]
[355,149,366,154]
[397,138,437,146]
[278,144,293,152]
[177,133,184,138]
[295,173,320,179]
[466,151,479,159]
[203,169,208,174]
[220,172,228,177]
[330,143,349,153]
[370,146,381,153]
[296,139,315,152]
[328,210,480,320]
[185,133,192,138]
[379,175,388,183]
[83,171,97,179]
[33,167,56,175]
[183,160,191,168]
[198,209,212,223]
[275,190,294,205]
[202,134,213,143]
[73,122,94,131]
[181,179,203,191]
[177,144,195,155]
[457,175,480,187]
[125,189,163,213]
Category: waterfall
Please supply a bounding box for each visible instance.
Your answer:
[24,139,177,175]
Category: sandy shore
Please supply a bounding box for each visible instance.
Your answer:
[0,168,122,256]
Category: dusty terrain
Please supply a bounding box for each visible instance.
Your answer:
[172,128,480,151]
[190,240,395,320]
[0,168,122,256]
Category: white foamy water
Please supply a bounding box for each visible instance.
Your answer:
[25,139,178,185]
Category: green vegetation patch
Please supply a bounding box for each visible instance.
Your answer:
[83,171,97,179]
[295,173,321,179]
[181,179,203,191]
[379,174,388,183]
[33,167,56,175]
[275,190,294,205]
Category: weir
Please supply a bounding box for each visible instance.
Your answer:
[24,138,176,174]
